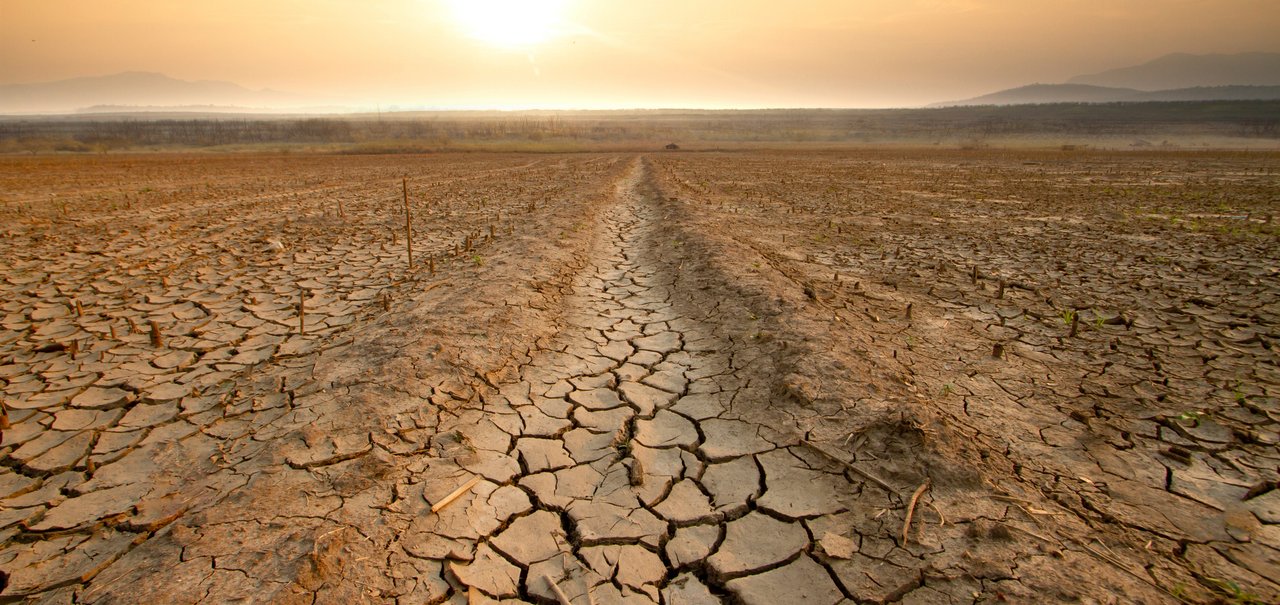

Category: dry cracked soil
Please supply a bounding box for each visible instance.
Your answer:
[0,150,1277,604]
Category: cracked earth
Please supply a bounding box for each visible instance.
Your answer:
[1,151,1277,604]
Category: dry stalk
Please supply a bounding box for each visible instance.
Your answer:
[901,478,932,546]
[403,177,413,268]
[542,574,573,605]
[148,320,163,348]
[431,475,481,514]
[800,439,902,499]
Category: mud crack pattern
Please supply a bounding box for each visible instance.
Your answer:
[4,151,1263,604]
[394,162,866,604]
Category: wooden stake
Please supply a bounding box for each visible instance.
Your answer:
[432,475,481,514]
[298,290,306,335]
[403,177,413,268]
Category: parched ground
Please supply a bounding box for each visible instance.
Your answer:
[0,150,1276,604]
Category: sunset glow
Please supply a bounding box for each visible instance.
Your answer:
[443,0,569,48]
[1,1,1278,109]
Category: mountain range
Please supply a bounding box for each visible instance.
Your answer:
[0,72,305,114]
[936,84,1280,107]
[2,52,1279,113]
[936,52,1280,107]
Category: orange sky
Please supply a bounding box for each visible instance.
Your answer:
[3,0,1279,108]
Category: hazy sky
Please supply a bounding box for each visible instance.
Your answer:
[3,0,1279,108]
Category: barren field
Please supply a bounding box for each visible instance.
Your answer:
[0,150,1276,604]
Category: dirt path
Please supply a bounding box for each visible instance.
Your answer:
[370,159,864,603]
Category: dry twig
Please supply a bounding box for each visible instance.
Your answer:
[543,574,573,605]
[431,475,481,514]
[801,439,903,499]
[901,478,931,546]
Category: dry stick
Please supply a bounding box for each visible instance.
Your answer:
[800,439,903,499]
[542,574,573,605]
[403,177,413,268]
[1074,538,1196,605]
[298,289,306,335]
[431,475,481,514]
[901,478,932,546]
[551,535,599,605]
[929,502,947,526]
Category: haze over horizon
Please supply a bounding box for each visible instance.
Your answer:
[3,0,1279,110]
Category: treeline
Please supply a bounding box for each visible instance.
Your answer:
[0,115,656,151]
[1,101,1276,152]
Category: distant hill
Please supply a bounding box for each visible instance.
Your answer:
[1068,52,1280,90]
[1135,85,1280,102]
[935,84,1142,106]
[933,52,1280,107]
[935,83,1280,107]
[0,72,302,114]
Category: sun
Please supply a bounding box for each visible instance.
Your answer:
[444,0,570,48]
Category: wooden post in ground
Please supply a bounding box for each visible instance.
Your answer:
[298,289,306,335]
[403,177,413,268]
